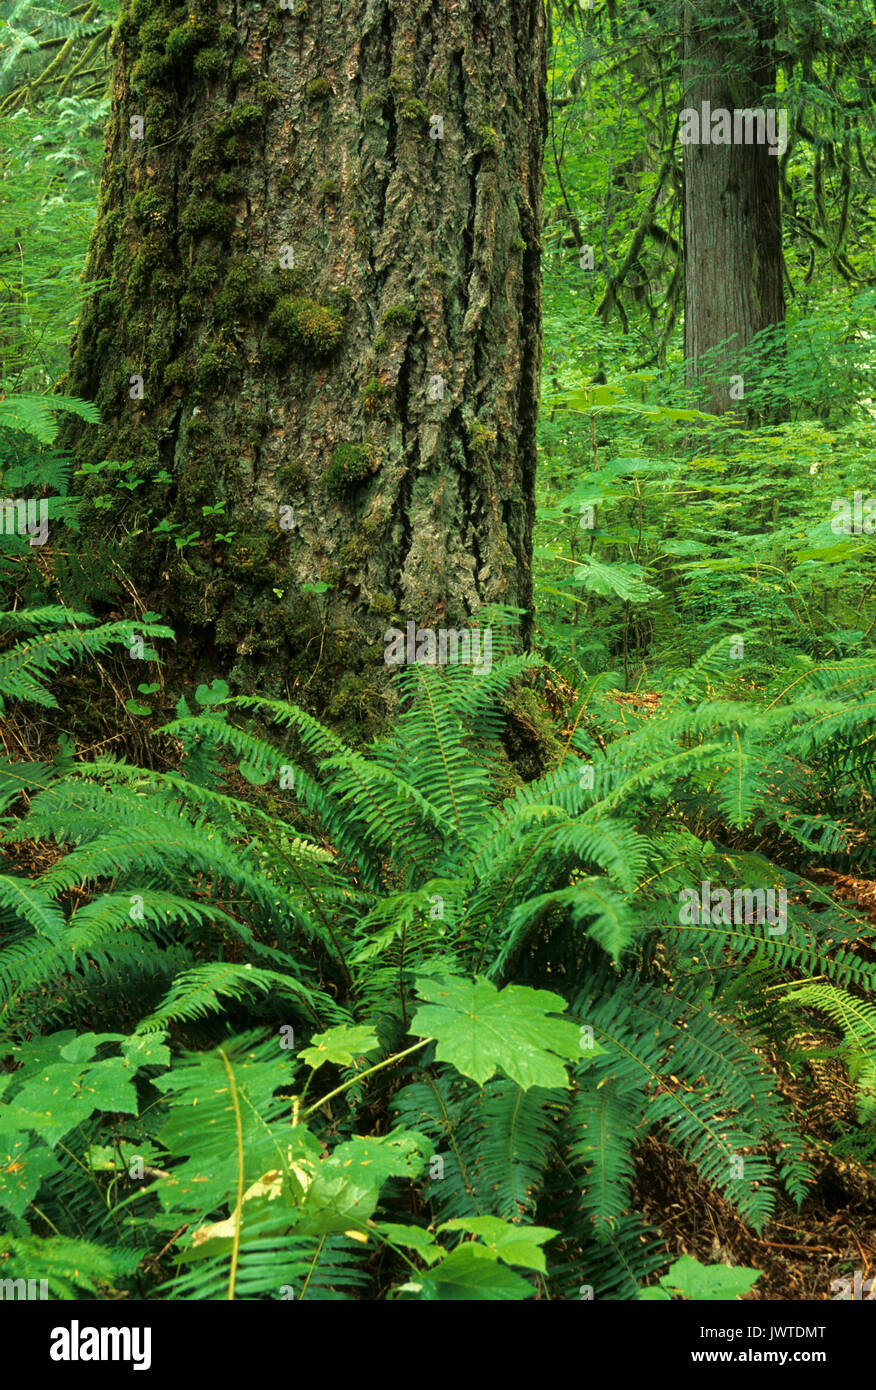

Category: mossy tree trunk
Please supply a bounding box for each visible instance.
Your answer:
[682,0,786,416]
[65,0,546,733]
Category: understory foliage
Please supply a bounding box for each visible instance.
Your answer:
[1,610,874,1298]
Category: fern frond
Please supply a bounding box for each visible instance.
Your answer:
[781,981,876,1120]
[136,963,338,1032]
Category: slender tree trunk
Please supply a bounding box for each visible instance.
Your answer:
[63,0,546,733]
[682,0,785,416]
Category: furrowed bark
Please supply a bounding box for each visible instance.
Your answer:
[64,0,546,734]
[682,0,785,416]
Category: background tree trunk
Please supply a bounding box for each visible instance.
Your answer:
[682,0,785,415]
[64,0,546,732]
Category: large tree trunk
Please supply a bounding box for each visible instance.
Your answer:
[64,0,546,732]
[682,0,785,415]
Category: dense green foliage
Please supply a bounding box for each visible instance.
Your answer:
[0,0,874,1300]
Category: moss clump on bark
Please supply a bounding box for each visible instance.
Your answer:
[165,16,216,63]
[400,97,428,122]
[127,4,222,89]
[338,534,371,568]
[190,134,220,171]
[503,683,565,782]
[328,669,392,734]
[277,459,309,491]
[214,171,243,200]
[186,413,213,440]
[126,246,160,297]
[338,505,388,565]
[225,530,276,578]
[192,47,224,79]
[223,103,264,136]
[387,70,411,99]
[478,124,501,155]
[468,421,497,462]
[369,593,396,617]
[131,190,172,227]
[325,443,372,498]
[305,77,331,102]
[132,47,169,86]
[198,339,239,388]
[178,452,220,505]
[264,296,345,364]
[214,257,278,320]
[181,199,234,238]
[270,266,305,296]
[361,89,387,120]
[361,377,390,416]
[381,303,414,333]
[163,359,193,391]
[143,95,174,138]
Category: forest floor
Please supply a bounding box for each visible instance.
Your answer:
[8,662,873,1301]
[635,867,876,1300]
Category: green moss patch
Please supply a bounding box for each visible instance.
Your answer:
[305,77,331,102]
[265,296,345,364]
[381,303,414,333]
[325,443,373,498]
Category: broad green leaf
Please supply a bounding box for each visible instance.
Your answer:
[376,1223,442,1265]
[302,1132,429,1231]
[86,1140,163,1173]
[415,1243,534,1300]
[439,1216,558,1273]
[0,1136,59,1217]
[644,1255,761,1301]
[238,760,274,785]
[121,1033,171,1069]
[298,1024,380,1071]
[13,1057,138,1144]
[571,555,661,605]
[59,1032,123,1065]
[80,1057,140,1114]
[124,700,153,716]
[194,679,230,707]
[410,976,580,1089]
